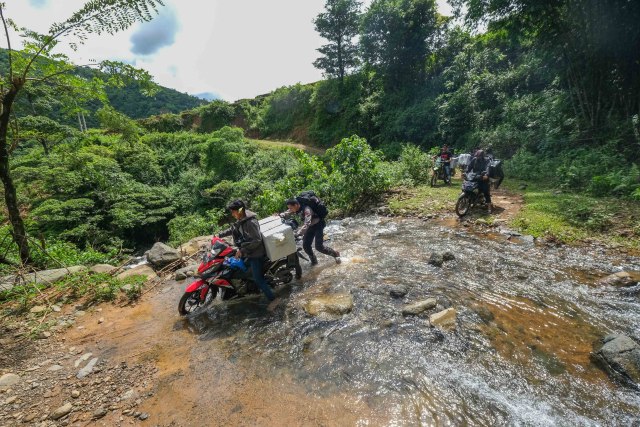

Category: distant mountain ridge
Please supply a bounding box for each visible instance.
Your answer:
[0,48,209,128]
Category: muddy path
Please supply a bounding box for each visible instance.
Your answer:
[8,215,640,426]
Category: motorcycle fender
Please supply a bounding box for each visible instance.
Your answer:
[185,279,207,293]
[214,279,232,287]
[458,192,469,199]
[286,253,297,268]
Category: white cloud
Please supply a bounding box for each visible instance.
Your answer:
[10,0,454,102]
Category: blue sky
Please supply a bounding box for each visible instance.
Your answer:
[10,0,453,101]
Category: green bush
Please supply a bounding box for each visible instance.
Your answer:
[326,135,390,210]
[167,209,226,247]
[396,143,432,185]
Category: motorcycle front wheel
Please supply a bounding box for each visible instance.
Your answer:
[455,195,471,217]
[430,171,438,187]
[178,286,218,316]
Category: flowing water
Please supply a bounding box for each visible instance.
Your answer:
[180,216,640,425]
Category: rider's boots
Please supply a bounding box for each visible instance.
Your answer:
[332,250,342,264]
[310,254,318,265]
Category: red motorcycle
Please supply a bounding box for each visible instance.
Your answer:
[178,224,304,315]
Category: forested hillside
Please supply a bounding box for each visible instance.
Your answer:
[0,48,207,129]
[141,0,640,200]
[1,0,640,270]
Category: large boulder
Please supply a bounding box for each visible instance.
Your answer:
[590,334,640,389]
[0,275,17,293]
[597,271,640,287]
[430,308,456,329]
[305,294,354,316]
[175,265,199,280]
[146,242,181,267]
[179,235,213,255]
[117,265,157,281]
[402,298,437,316]
[90,264,116,274]
[428,253,443,267]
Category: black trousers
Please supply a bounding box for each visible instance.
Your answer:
[302,220,336,258]
[479,181,492,203]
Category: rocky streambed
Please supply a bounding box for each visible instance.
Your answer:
[181,216,640,425]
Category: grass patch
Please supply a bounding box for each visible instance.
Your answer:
[502,180,640,248]
[387,176,464,215]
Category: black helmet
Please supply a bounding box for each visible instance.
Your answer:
[476,150,485,159]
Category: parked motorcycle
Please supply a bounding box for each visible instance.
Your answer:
[178,219,306,315]
[455,172,486,217]
[431,158,450,187]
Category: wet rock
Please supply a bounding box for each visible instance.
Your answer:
[305,294,354,316]
[429,308,457,329]
[50,403,72,420]
[590,334,640,389]
[180,235,213,255]
[341,218,352,227]
[377,206,391,216]
[402,298,436,316]
[76,357,99,379]
[521,235,535,244]
[0,373,20,387]
[389,286,408,298]
[92,405,108,419]
[175,265,198,280]
[442,251,456,261]
[117,265,157,281]
[428,253,443,267]
[471,306,495,324]
[146,242,181,267]
[303,335,322,353]
[89,264,116,274]
[597,271,640,287]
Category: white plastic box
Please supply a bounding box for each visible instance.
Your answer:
[258,217,297,261]
[457,154,472,167]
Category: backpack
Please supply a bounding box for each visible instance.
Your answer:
[296,191,329,219]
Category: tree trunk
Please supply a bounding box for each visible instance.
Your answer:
[81,112,87,132]
[39,139,49,156]
[77,112,83,132]
[0,79,31,265]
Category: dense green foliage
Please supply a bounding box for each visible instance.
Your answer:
[3,0,640,270]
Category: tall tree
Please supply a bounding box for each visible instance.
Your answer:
[17,115,78,155]
[0,0,162,265]
[313,0,362,83]
[360,0,443,91]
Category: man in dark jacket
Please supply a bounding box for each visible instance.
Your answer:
[279,198,340,265]
[465,150,493,214]
[216,199,278,306]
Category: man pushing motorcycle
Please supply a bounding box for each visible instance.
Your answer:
[275,191,341,266]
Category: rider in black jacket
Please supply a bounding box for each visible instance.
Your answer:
[465,150,493,214]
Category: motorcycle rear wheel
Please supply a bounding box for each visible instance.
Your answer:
[456,195,471,217]
[178,287,217,316]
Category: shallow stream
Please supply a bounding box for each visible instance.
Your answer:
[181,216,640,425]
